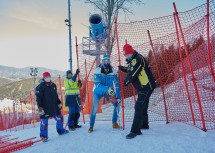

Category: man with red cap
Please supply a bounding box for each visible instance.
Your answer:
[118,43,156,139]
[36,72,68,142]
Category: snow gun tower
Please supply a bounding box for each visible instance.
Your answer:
[82,14,107,67]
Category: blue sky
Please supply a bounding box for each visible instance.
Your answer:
[0,0,206,72]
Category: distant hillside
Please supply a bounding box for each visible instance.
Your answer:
[0,65,65,79]
[0,77,18,87]
[0,77,64,100]
[0,78,38,100]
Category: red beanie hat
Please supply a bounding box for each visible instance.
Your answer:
[123,44,134,55]
[43,72,51,78]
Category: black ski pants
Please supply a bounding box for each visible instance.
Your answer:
[130,85,153,134]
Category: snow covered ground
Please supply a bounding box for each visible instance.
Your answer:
[0,62,215,153]
[1,121,215,153]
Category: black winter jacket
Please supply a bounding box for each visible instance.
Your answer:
[121,51,156,92]
[36,82,61,118]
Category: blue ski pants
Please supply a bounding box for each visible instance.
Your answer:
[40,114,65,138]
[68,105,80,128]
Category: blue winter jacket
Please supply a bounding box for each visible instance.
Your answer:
[93,66,121,99]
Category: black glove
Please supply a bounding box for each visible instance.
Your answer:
[38,107,45,116]
[76,69,80,74]
[116,99,121,104]
[126,58,132,64]
[123,80,129,86]
[105,94,110,102]
[78,79,82,87]
[118,65,124,71]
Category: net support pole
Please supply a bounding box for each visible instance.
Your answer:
[58,75,64,115]
[206,0,215,82]
[12,104,17,131]
[76,36,85,124]
[147,30,169,124]
[173,2,206,131]
[173,13,196,125]
[0,111,3,131]
[114,16,125,130]
[84,59,91,115]
[87,58,96,80]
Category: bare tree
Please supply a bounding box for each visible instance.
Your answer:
[84,0,144,56]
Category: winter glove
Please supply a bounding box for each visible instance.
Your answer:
[123,80,129,86]
[38,107,45,116]
[107,87,115,97]
[78,79,82,87]
[116,99,121,104]
[105,93,110,102]
[76,69,80,75]
[58,104,62,110]
[126,57,132,64]
[118,65,124,71]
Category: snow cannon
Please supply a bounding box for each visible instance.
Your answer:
[89,14,106,41]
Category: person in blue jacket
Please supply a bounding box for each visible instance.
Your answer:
[88,54,121,133]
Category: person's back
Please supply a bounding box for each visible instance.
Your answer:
[121,47,156,92]
[135,52,156,92]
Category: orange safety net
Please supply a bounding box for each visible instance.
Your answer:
[1,0,215,132]
[77,0,215,131]
[113,0,215,130]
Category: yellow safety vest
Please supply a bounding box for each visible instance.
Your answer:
[64,79,80,95]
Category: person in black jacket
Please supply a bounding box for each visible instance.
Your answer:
[36,72,68,141]
[118,43,156,139]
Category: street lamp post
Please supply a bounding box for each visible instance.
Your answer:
[30,67,38,103]
[65,0,72,71]
[30,67,38,127]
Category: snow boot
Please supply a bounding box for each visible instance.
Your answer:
[42,138,48,142]
[75,125,82,128]
[40,136,48,142]
[137,131,142,135]
[126,132,138,139]
[112,123,120,129]
[59,129,69,135]
[141,125,149,130]
[88,127,93,133]
[69,126,76,131]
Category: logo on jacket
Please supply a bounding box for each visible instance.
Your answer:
[130,66,134,71]
[131,59,137,66]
